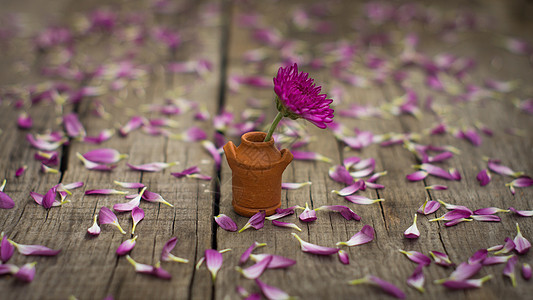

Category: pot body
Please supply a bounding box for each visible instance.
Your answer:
[223,131,293,217]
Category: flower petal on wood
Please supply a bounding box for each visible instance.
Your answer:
[349,275,406,299]
[161,237,189,263]
[344,195,384,205]
[398,250,431,266]
[316,205,360,221]
[514,223,531,254]
[14,262,37,283]
[99,206,126,234]
[239,211,266,233]
[131,207,144,234]
[127,161,177,172]
[82,148,128,164]
[10,241,61,256]
[85,189,128,195]
[522,263,532,280]
[87,215,101,236]
[281,182,312,190]
[1,235,15,263]
[114,181,145,189]
[249,254,296,269]
[239,241,267,265]
[214,214,238,232]
[509,207,533,217]
[255,278,295,300]
[142,190,173,207]
[338,250,349,265]
[292,233,339,255]
[337,225,374,247]
[429,251,454,267]
[407,264,425,293]
[205,249,223,282]
[236,255,273,279]
[298,202,317,222]
[404,214,420,239]
[116,236,137,256]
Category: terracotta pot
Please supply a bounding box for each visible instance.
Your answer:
[223,131,293,217]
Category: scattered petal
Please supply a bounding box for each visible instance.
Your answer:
[15,166,27,177]
[344,195,384,205]
[469,249,488,264]
[161,237,189,263]
[291,151,331,163]
[429,251,454,267]
[265,206,300,221]
[337,225,374,247]
[85,189,128,195]
[142,190,174,207]
[430,209,472,222]
[171,166,200,178]
[404,214,420,239]
[417,199,440,215]
[127,161,178,172]
[1,235,15,263]
[249,254,296,269]
[114,181,145,189]
[349,275,406,299]
[488,159,523,177]
[236,255,273,279]
[14,262,37,282]
[214,214,238,232]
[87,215,101,236]
[271,220,302,231]
[522,263,532,280]
[316,205,360,221]
[298,202,317,222]
[476,169,491,186]
[441,275,492,290]
[332,181,365,196]
[494,238,515,255]
[76,152,116,171]
[125,255,171,280]
[82,148,128,164]
[407,264,425,293]
[240,242,267,265]
[116,236,137,256]
[292,233,339,256]
[406,171,428,182]
[131,207,144,234]
[255,278,295,300]
[99,206,126,234]
[398,250,431,266]
[42,186,57,209]
[509,207,533,217]
[9,240,61,256]
[425,185,448,190]
[205,249,223,282]
[471,215,501,222]
[239,211,266,233]
[503,255,518,287]
[113,187,146,212]
[483,254,513,266]
[473,207,509,215]
[281,182,312,190]
[514,223,531,254]
[338,250,349,265]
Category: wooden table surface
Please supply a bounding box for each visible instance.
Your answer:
[1,0,532,299]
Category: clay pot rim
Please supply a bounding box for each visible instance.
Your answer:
[241,131,274,147]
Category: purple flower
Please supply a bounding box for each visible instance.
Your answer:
[273,63,334,129]
[161,237,188,263]
[349,275,406,299]
[406,170,428,181]
[214,214,238,232]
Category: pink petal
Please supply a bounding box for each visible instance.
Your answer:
[131,207,144,234]
[398,250,431,266]
[26,134,67,151]
[337,225,374,246]
[239,241,267,265]
[449,262,483,280]
[476,169,491,186]
[509,207,533,217]
[344,195,384,205]
[473,207,509,215]
[170,166,200,178]
[298,203,317,222]
[425,185,448,190]
[494,237,516,255]
[417,199,440,215]
[488,159,523,177]
[407,264,425,293]
[514,223,531,254]
[0,190,15,209]
[239,211,266,233]
[11,241,61,256]
[503,255,519,287]
[113,196,141,212]
[114,181,145,189]
[482,255,513,266]
[404,214,420,239]
[316,205,360,221]
[292,151,331,162]
[237,255,272,279]
[161,237,188,263]
[15,166,27,177]
[205,249,223,282]
[127,161,177,172]
[522,263,532,280]
[116,236,137,256]
[42,186,57,209]
[471,215,501,222]
[406,171,428,181]
[17,112,33,129]
[255,278,294,300]
[76,153,116,171]
[292,233,339,256]
[445,218,473,227]
[281,182,312,190]
[429,251,454,267]
[338,250,350,265]
[82,148,128,164]
[349,275,406,299]
[119,116,147,136]
[142,190,173,207]
[265,206,300,221]
[214,214,238,232]
[441,275,492,290]
[418,163,455,180]
[1,235,15,263]
[85,189,128,195]
[271,220,302,231]
[14,262,36,283]
[63,112,86,138]
[329,165,354,185]
[87,215,101,236]
[430,209,472,222]
[249,254,296,269]
[509,176,533,188]
[202,141,221,170]
[185,173,212,181]
[99,206,126,234]
[468,249,488,265]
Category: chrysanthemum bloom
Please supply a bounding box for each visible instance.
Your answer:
[264,63,334,141]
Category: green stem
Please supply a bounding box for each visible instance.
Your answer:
[264,111,283,142]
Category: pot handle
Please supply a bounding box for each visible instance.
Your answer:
[223,141,237,167]
[279,149,294,169]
